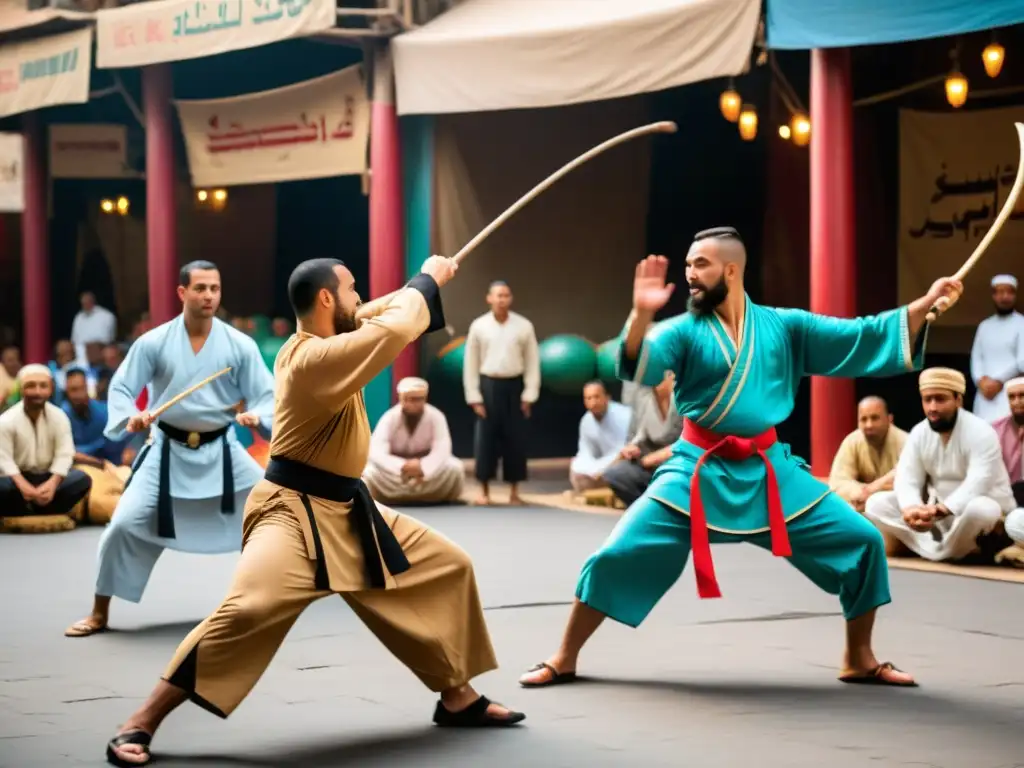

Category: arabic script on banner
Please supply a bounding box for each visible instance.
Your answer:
[96,0,336,69]
[0,28,93,119]
[898,105,1024,327]
[174,65,370,187]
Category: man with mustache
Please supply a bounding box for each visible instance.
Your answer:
[104,256,523,767]
[865,367,1015,562]
[65,260,275,639]
[969,274,1023,421]
[519,226,960,691]
[994,377,1024,559]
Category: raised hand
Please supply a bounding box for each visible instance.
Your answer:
[420,255,458,288]
[633,255,675,315]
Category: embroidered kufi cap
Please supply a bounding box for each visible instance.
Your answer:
[992,274,1017,289]
[396,376,429,395]
[1006,376,1024,394]
[918,367,966,395]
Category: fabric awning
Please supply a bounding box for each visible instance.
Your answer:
[392,0,761,116]
[0,7,93,44]
[767,0,1024,50]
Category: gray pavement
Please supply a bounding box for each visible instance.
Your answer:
[2,504,1023,767]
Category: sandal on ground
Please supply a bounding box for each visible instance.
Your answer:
[839,661,917,687]
[106,729,152,766]
[432,696,525,727]
[65,619,108,638]
[519,662,578,688]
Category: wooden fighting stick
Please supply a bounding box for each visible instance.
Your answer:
[451,121,678,265]
[926,121,1024,323]
[150,367,232,420]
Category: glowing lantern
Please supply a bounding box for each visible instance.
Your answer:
[790,114,811,147]
[945,71,968,108]
[982,41,1005,78]
[778,125,791,140]
[738,105,758,141]
[720,88,741,123]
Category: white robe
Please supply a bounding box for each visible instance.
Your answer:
[570,401,632,479]
[970,311,1024,421]
[463,311,541,405]
[95,317,275,603]
[865,409,1015,561]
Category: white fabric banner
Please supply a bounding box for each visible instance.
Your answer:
[899,106,1024,327]
[392,0,760,116]
[174,66,370,187]
[0,132,24,213]
[0,28,92,119]
[50,124,137,179]
[95,0,336,69]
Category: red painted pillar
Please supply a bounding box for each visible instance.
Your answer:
[143,64,179,324]
[809,48,857,477]
[369,43,413,397]
[21,112,49,364]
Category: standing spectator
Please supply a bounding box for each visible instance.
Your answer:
[970,274,1024,421]
[71,291,118,364]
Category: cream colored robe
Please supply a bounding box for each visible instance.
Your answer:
[363,403,464,503]
[828,426,907,506]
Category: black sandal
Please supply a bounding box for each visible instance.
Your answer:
[520,661,578,688]
[839,661,918,687]
[106,729,152,766]
[432,695,526,727]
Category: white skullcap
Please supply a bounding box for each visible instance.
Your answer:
[17,364,52,383]
[396,377,428,395]
[919,367,966,395]
[1006,376,1024,394]
[992,274,1017,289]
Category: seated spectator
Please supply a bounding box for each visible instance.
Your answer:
[604,370,682,507]
[829,396,907,512]
[995,377,1024,563]
[865,367,1015,562]
[49,339,77,399]
[102,343,125,372]
[0,345,22,409]
[61,368,130,465]
[271,317,293,337]
[0,365,91,517]
[363,377,464,504]
[570,380,631,492]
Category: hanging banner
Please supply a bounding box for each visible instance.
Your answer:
[899,105,1024,327]
[0,132,24,213]
[174,66,370,187]
[50,124,138,179]
[0,28,93,119]
[95,0,336,69]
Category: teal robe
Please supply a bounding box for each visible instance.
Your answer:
[617,295,928,534]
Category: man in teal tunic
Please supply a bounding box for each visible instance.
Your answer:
[520,227,961,688]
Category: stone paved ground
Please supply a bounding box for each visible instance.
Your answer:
[2,504,1023,767]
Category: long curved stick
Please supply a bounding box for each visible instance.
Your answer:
[926,121,1024,322]
[452,121,678,265]
[151,367,232,419]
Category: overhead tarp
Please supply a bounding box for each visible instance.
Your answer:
[391,0,761,116]
[767,0,1024,50]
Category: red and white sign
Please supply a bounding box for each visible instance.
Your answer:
[49,124,137,179]
[174,65,370,187]
[95,0,336,69]
[0,28,92,119]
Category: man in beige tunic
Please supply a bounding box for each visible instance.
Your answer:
[829,396,907,512]
[104,257,524,767]
[363,376,464,504]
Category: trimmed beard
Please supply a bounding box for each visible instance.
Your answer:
[687,276,729,316]
[995,305,1015,317]
[1013,411,1024,427]
[927,408,959,433]
[334,303,360,334]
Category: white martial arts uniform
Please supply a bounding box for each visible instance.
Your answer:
[95,317,274,602]
[570,401,632,490]
[865,409,1016,561]
[970,311,1024,421]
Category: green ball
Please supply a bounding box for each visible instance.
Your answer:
[539,334,597,396]
[259,336,286,370]
[596,338,619,382]
[432,336,466,381]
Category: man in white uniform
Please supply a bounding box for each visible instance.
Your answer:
[970,274,1024,421]
[570,380,631,492]
[865,367,1015,562]
[463,280,541,505]
[71,291,118,365]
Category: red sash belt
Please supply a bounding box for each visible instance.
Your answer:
[682,419,791,599]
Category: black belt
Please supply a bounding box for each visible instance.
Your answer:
[142,422,234,539]
[264,456,410,590]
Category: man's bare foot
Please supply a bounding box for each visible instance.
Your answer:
[65,614,107,637]
[839,659,916,686]
[106,723,152,765]
[508,494,525,505]
[472,494,491,505]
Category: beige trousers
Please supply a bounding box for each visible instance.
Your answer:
[362,460,465,505]
[162,504,498,718]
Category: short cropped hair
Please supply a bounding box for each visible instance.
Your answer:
[287,258,346,316]
[179,260,218,287]
[693,226,743,244]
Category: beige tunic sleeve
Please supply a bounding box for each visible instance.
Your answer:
[828,431,864,501]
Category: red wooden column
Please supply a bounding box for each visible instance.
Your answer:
[143,64,179,324]
[21,112,49,364]
[809,48,856,477]
[369,42,412,397]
